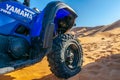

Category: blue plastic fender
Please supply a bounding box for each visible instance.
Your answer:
[0,1,37,24]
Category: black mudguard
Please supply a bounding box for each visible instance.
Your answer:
[41,1,77,49]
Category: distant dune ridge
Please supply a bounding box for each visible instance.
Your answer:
[71,19,120,37]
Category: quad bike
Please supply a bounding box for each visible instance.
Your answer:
[0,0,83,79]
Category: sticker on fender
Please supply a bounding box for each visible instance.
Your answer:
[0,8,11,14]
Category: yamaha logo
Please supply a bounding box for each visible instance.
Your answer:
[6,4,33,20]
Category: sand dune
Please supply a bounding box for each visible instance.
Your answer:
[71,19,120,37]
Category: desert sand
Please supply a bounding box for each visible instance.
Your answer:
[0,20,120,80]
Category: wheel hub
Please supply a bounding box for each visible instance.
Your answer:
[65,44,79,70]
[66,50,74,64]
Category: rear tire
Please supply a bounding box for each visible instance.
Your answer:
[47,34,83,79]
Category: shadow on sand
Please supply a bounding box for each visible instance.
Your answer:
[0,74,15,80]
[33,54,120,80]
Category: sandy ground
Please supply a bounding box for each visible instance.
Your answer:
[0,29,120,80]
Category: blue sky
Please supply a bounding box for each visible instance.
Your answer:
[29,0,120,27]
